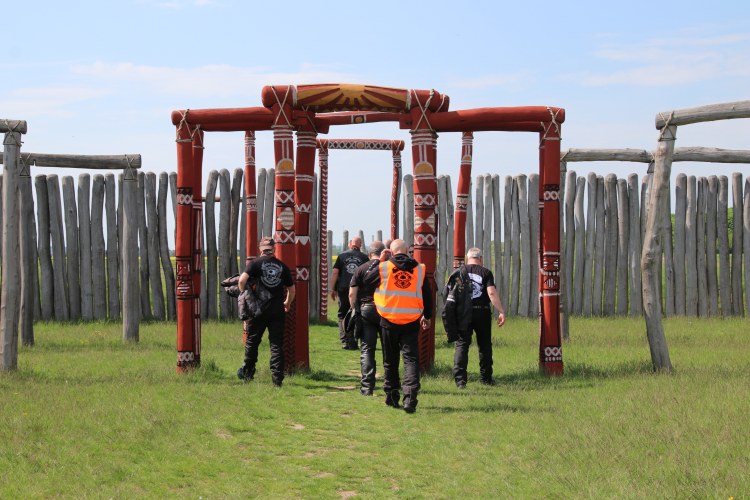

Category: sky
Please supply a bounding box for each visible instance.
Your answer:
[3,0,750,245]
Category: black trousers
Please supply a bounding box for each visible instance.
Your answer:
[453,307,493,384]
[359,304,381,394]
[337,287,353,344]
[380,318,421,408]
[243,309,285,385]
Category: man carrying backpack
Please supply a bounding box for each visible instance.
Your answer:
[451,247,505,388]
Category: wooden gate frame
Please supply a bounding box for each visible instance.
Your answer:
[171,84,565,375]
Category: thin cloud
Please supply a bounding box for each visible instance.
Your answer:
[0,86,111,119]
[568,31,750,87]
[70,62,357,99]
[450,73,529,90]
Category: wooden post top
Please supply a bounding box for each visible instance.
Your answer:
[0,119,27,134]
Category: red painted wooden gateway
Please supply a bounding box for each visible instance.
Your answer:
[171,83,565,376]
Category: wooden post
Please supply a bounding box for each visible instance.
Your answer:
[30,180,41,322]
[76,173,93,320]
[661,180,675,317]
[122,165,139,342]
[452,132,473,268]
[593,176,605,316]
[563,170,576,317]
[158,172,176,320]
[673,174,687,315]
[402,174,414,247]
[35,175,53,321]
[502,176,513,310]
[435,175,448,320]
[641,121,675,372]
[47,175,69,320]
[466,178,474,250]
[218,169,232,320]
[105,174,120,320]
[263,168,275,237]
[583,172,597,316]
[528,173,539,318]
[145,172,165,320]
[293,124,316,369]
[474,175,484,252]
[19,149,35,346]
[744,178,750,316]
[685,175,698,316]
[204,170,218,320]
[628,174,642,317]
[483,174,494,272]
[309,173,319,321]
[517,174,530,318]
[603,174,618,316]
[136,172,151,319]
[509,176,521,317]
[731,173,744,316]
[391,145,403,240]
[230,168,243,279]
[244,133,258,262]
[696,177,709,317]
[61,176,81,321]
[1,121,25,370]
[91,174,107,320]
[616,178,629,316]
[717,176,731,317]
[491,174,501,311]
[239,177,246,270]
[706,176,719,316]
[573,176,586,315]
[256,168,267,243]
[342,230,349,253]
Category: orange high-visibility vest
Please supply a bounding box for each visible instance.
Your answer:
[373,260,425,324]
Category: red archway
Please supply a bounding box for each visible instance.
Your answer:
[171,83,565,376]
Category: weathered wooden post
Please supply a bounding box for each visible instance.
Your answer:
[61,176,81,321]
[509,176,521,317]
[122,163,139,341]
[583,172,597,316]
[136,172,151,319]
[47,175,69,320]
[452,132,473,268]
[402,174,414,247]
[263,168,275,237]
[628,174,642,317]
[697,178,709,317]
[204,170,218,320]
[0,119,26,370]
[744,178,750,316]
[718,176,731,317]
[105,173,120,320]
[516,174,530,318]
[616,178,629,316]
[19,157,35,344]
[641,115,675,372]
[573,176,586,315]
[91,174,107,320]
[685,175,698,316]
[483,173,494,271]
[78,173,93,320]
[603,174,618,316]
[256,168,267,244]
[502,176,513,310]
[218,169,232,320]
[731,173,743,316]
[491,174,501,310]
[158,172,176,320]
[474,174,484,252]
[145,172,165,320]
[528,173,539,318]
[593,176,605,316]
[563,170,576,317]
[674,173,687,315]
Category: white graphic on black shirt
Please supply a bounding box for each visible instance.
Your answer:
[261,261,283,288]
[468,272,482,300]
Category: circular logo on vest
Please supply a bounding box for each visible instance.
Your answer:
[393,269,412,289]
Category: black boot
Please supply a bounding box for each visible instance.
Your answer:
[385,390,400,408]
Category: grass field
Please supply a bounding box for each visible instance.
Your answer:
[1,316,748,498]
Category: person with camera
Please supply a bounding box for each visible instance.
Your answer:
[452,247,505,388]
[236,237,295,387]
[348,240,386,396]
[371,239,433,414]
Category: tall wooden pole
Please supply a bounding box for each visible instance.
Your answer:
[538,114,563,375]
[244,131,259,265]
[453,132,473,268]
[317,143,329,321]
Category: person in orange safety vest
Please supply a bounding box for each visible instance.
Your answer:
[370,239,433,414]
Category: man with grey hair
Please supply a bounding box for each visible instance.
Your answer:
[348,240,386,395]
[452,247,505,388]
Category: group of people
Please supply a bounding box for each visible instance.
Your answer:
[234,235,506,413]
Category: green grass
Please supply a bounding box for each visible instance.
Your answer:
[1,317,748,498]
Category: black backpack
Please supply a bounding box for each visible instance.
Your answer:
[221,274,273,321]
[441,265,473,342]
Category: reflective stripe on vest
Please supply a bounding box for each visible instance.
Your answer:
[373,260,425,324]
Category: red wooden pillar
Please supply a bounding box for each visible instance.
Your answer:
[317,141,329,322]
[175,118,200,371]
[409,99,438,372]
[293,123,316,369]
[390,142,402,240]
[244,131,259,264]
[453,131,473,269]
[271,103,298,374]
[538,116,563,375]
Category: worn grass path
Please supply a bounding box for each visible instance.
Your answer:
[1,317,748,498]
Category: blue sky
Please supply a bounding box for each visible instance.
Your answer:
[3,0,750,243]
